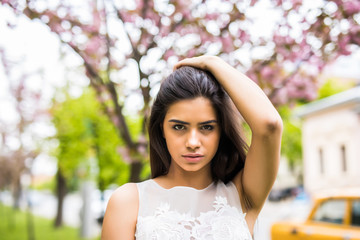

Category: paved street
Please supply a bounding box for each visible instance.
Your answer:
[256,198,311,240]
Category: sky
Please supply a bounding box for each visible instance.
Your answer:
[0,2,360,176]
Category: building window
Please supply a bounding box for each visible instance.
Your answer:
[319,148,324,174]
[340,145,347,172]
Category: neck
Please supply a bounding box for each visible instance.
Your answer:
[164,164,213,190]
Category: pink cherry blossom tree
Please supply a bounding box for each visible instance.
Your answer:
[0,48,47,213]
[1,0,359,184]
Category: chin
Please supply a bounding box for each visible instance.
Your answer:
[180,163,209,173]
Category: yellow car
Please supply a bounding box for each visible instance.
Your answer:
[271,189,360,240]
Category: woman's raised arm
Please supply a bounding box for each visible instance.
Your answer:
[174,56,283,214]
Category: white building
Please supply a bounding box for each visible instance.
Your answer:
[296,86,360,194]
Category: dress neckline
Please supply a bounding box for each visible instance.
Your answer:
[149,179,215,191]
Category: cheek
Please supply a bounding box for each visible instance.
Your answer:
[163,131,179,151]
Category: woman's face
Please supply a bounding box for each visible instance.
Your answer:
[162,97,221,174]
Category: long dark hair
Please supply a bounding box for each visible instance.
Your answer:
[148,66,248,184]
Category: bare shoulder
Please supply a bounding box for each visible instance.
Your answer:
[105,183,139,216]
[110,182,138,204]
[101,183,139,240]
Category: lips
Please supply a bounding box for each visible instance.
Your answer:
[182,154,204,163]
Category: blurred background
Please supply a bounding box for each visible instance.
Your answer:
[0,0,359,239]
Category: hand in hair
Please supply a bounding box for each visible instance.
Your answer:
[173,55,218,71]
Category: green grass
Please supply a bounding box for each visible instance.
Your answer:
[0,204,100,240]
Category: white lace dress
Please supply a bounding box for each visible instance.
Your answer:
[135,179,253,240]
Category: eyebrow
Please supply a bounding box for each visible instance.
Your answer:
[168,119,218,125]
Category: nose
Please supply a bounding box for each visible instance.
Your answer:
[186,129,201,150]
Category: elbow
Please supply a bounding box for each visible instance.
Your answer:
[259,115,283,137]
[266,116,283,134]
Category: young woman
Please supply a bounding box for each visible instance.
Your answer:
[101,56,283,240]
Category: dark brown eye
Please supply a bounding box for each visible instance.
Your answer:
[201,125,214,131]
[173,125,185,130]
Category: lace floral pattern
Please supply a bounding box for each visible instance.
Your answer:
[135,196,252,240]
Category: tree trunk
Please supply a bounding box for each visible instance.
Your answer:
[54,169,67,228]
[12,177,22,209]
[129,161,143,183]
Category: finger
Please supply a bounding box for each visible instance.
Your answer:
[173,58,190,70]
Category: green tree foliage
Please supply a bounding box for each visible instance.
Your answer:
[278,106,302,172]
[52,88,129,191]
[317,78,355,99]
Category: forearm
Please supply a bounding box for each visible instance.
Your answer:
[204,56,282,136]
